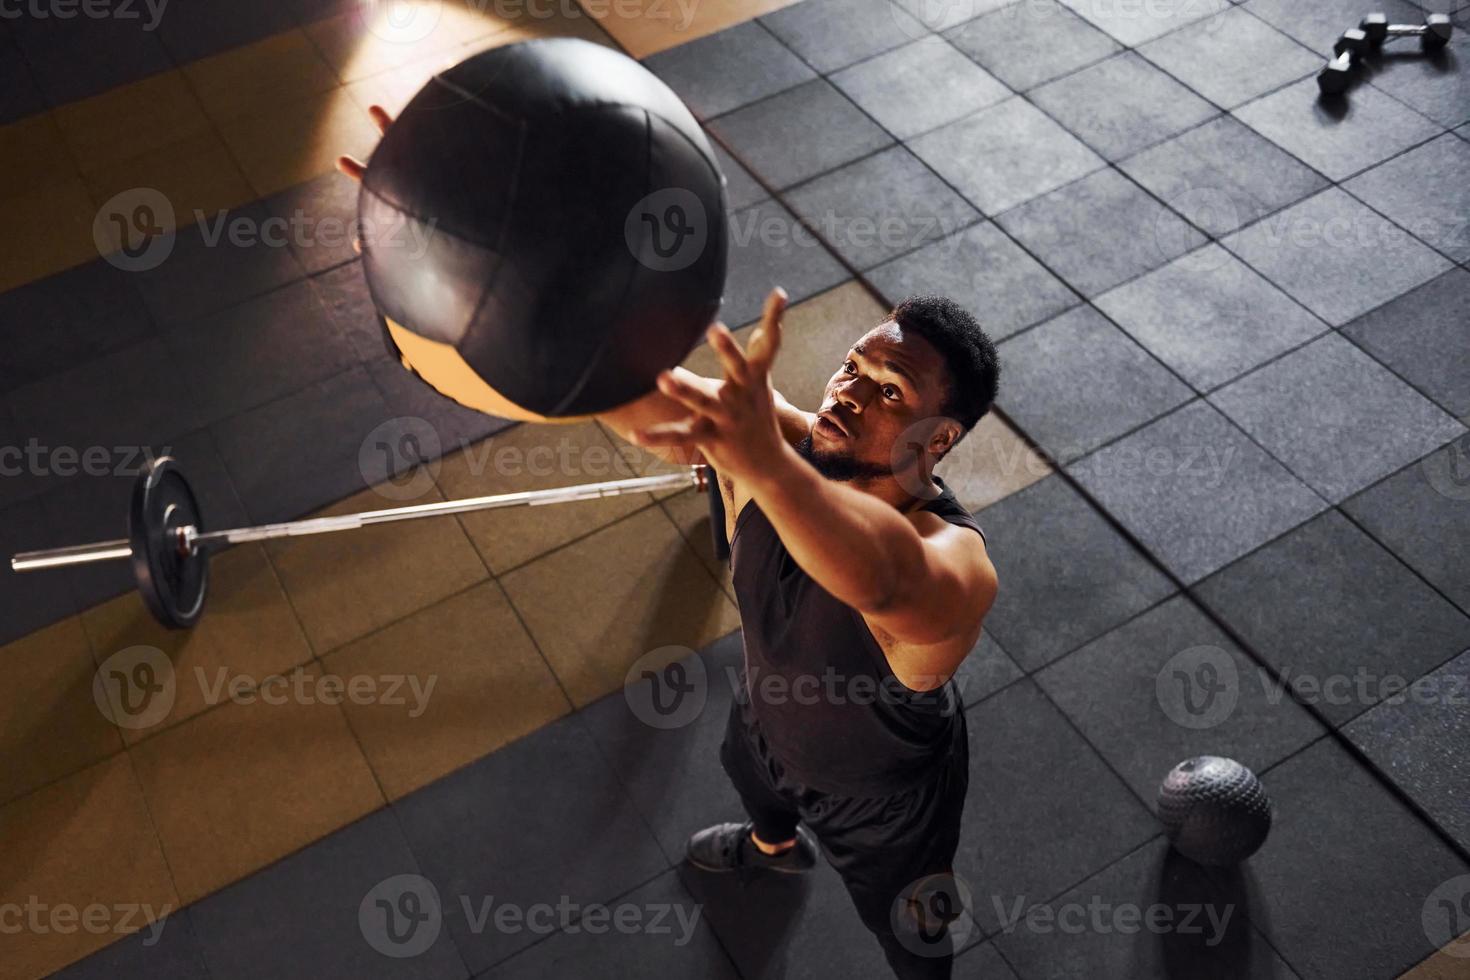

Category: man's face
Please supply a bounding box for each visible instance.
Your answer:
[798,321,954,483]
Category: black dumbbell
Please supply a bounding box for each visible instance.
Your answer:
[1318,28,1370,95]
[1358,12,1453,51]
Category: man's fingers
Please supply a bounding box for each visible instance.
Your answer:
[336,155,366,181]
[656,371,724,420]
[632,417,712,449]
[746,287,787,374]
[707,323,752,387]
[368,104,393,135]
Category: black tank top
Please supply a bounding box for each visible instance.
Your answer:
[729,476,987,797]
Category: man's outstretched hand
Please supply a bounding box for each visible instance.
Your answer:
[632,288,790,485]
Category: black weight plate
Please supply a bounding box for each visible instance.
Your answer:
[129,456,208,629]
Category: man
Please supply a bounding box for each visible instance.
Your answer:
[604,287,1001,979]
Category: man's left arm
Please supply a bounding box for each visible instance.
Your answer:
[744,444,997,650]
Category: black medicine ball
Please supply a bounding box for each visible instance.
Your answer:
[359,38,728,420]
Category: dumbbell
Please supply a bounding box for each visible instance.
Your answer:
[1358,12,1453,51]
[1317,29,1370,96]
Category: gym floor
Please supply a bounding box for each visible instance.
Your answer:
[2,0,1468,977]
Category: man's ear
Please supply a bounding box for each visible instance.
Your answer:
[929,419,963,458]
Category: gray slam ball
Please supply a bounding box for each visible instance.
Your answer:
[1158,756,1273,866]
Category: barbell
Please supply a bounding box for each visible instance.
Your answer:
[11,456,712,629]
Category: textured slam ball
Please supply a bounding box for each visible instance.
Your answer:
[1158,756,1273,866]
[358,38,728,423]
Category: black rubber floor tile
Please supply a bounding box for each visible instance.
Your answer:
[1029,53,1217,160]
[954,630,1024,708]
[0,25,45,125]
[1234,77,1442,182]
[1196,509,1470,726]
[708,79,892,191]
[0,495,86,647]
[1120,115,1329,239]
[996,305,1193,464]
[1341,269,1470,418]
[1036,595,1324,801]
[760,0,929,73]
[1238,738,1470,980]
[974,475,1176,672]
[313,261,389,365]
[710,142,767,213]
[1057,0,1231,45]
[992,838,1300,980]
[154,0,299,63]
[0,260,155,391]
[1222,188,1452,326]
[263,172,363,276]
[167,280,361,428]
[1067,401,1328,584]
[578,632,746,864]
[52,909,210,980]
[133,202,308,328]
[1208,332,1465,503]
[785,145,980,270]
[1342,438,1470,614]
[954,940,1021,978]
[945,0,1120,93]
[908,96,1104,216]
[1095,245,1328,393]
[8,337,205,455]
[957,680,1160,935]
[831,36,1009,140]
[1346,648,1470,853]
[480,870,738,979]
[1137,7,1320,109]
[678,851,901,978]
[720,199,849,329]
[995,168,1208,297]
[9,12,171,105]
[189,809,467,980]
[393,713,668,974]
[0,400,48,510]
[866,221,1078,341]
[1244,0,1424,57]
[210,366,397,525]
[643,20,816,120]
[1344,133,1470,264]
[1366,31,1470,129]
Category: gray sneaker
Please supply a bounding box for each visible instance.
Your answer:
[685,821,818,875]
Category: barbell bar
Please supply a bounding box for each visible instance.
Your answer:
[11,456,711,629]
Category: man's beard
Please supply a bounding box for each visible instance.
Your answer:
[795,433,894,482]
